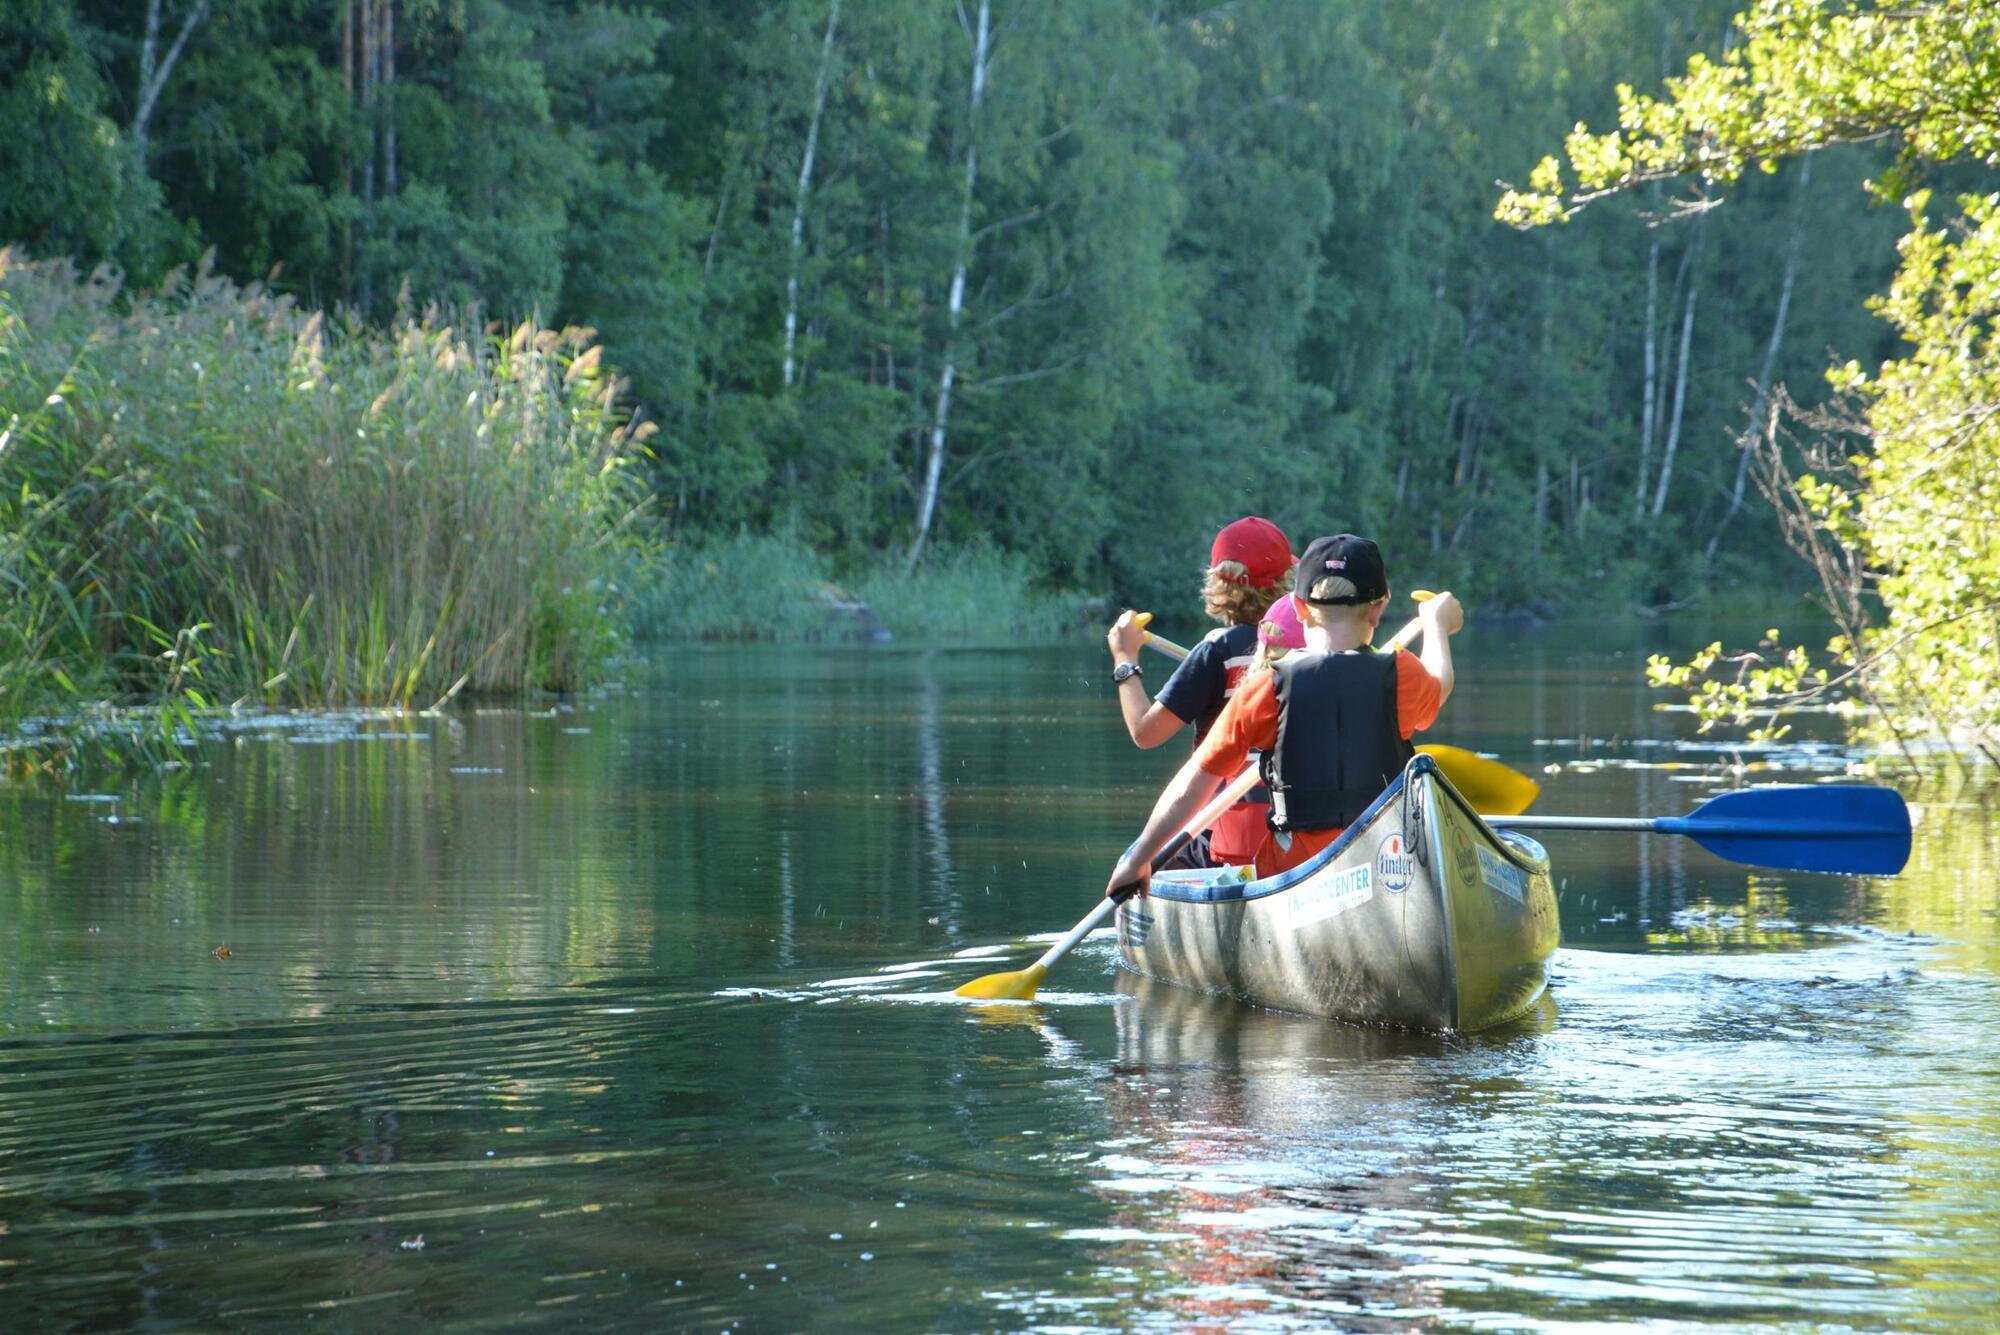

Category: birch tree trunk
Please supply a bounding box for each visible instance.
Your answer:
[131,0,211,160]
[1650,216,1704,518]
[1636,230,1660,510]
[382,0,396,196]
[908,0,989,573]
[1705,158,1812,567]
[783,0,841,390]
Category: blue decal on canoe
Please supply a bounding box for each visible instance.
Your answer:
[1285,864,1372,926]
[1476,845,1527,902]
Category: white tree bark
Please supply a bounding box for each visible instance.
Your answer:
[1650,218,1704,518]
[1636,231,1660,510]
[1706,158,1812,566]
[908,0,989,572]
[132,0,211,157]
[783,0,841,390]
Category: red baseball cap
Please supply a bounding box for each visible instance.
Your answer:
[1209,516,1294,588]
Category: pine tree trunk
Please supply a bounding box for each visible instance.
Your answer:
[358,0,380,311]
[1705,158,1812,567]
[908,0,989,573]
[1535,234,1553,553]
[878,204,898,391]
[382,0,396,196]
[342,0,354,300]
[784,0,841,391]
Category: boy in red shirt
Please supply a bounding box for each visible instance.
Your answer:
[1104,534,1463,896]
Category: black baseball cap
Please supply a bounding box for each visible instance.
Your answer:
[1295,534,1387,605]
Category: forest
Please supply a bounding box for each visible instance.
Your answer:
[3,0,1919,619]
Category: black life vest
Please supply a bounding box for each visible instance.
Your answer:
[1260,650,1415,832]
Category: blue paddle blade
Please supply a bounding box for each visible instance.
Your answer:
[1659,784,1912,876]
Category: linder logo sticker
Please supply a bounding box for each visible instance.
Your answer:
[1376,833,1414,894]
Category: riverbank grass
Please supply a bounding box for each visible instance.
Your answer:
[628,529,1092,646]
[0,251,650,752]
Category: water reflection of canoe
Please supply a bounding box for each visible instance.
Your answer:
[1115,968,1557,1063]
[1117,754,1559,1032]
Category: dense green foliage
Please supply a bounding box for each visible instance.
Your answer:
[0,251,648,746]
[1504,0,1999,764]
[1,0,1916,622]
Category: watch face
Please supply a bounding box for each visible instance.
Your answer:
[1114,663,1139,683]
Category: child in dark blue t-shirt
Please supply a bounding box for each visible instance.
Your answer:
[1105,516,1294,865]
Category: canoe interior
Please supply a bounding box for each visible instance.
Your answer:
[1117,755,1560,1032]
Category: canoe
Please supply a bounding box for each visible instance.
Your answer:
[1115,753,1560,1032]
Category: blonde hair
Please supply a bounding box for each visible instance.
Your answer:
[1296,583,1388,632]
[1250,640,1292,674]
[1304,572,1358,603]
[1201,561,1292,626]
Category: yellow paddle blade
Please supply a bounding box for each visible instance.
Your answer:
[1419,743,1540,816]
[954,962,1048,1000]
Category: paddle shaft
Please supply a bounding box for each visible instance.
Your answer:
[1488,816,1657,832]
[1488,782,1912,875]
[1491,813,1896,840]
[1140,605,1430,665]
[1023,764,1263,976]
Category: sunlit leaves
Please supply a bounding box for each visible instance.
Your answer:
[1496,0,2000,226]
[1569,1,2000,764]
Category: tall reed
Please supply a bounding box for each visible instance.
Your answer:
[0,249,651,739]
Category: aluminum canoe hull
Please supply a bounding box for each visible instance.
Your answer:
[1116,755,1559,1032]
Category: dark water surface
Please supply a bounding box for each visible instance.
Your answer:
[3,623,1996,1330]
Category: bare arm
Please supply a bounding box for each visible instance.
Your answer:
[1103,755,1224,897]
[1418,591,1464,707]
[1123,699,1185,748]
[1107,609,1187,747]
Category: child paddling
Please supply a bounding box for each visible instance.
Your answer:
[1104,534,1463,897]
[1103,516,1295,869]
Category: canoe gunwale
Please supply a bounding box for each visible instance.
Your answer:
[1147,752,1508,905]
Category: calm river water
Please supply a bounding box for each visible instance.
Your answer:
[2,622,1996,1330]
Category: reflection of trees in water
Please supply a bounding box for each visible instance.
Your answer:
[1869,795,2000,942]
[916,657,959,936]
[0,708,665,1030]
[1639,790,1997,954]
[1087,974,1555,1327]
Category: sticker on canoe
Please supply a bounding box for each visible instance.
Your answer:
[1476,845,1527,902]
[1375,833,1414,894]
[1287,864,1372,926]
[1450,823,1478,886]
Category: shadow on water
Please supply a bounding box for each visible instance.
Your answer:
[0,627,1996,1329]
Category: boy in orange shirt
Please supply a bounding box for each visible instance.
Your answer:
[1104,535,1463,897]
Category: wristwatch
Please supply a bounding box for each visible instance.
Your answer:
[1112,662,1143,684]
